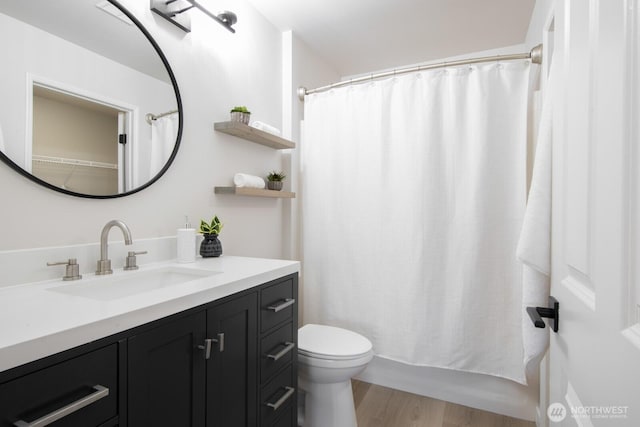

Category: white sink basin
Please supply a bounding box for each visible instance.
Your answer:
[48,266,220,301]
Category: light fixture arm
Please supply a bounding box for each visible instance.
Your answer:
[187,1,237,33]
[151,0,237,33]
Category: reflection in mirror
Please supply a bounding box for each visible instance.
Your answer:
[32,85,121,195]
[0,0,181,198]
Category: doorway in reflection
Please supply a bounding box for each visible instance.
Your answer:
[30,84,133,195]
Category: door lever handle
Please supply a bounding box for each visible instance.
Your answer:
[527,296,559,333]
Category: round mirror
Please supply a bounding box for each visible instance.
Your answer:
[0,0,182,198]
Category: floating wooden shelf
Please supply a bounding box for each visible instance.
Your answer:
[214,121,295,150]
[214,187,296,198]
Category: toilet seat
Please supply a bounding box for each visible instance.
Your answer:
[298,324,373,360]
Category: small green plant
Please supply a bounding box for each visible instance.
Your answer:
[230,106,251,114]
[199,215,224,235]
[267,171,286,182]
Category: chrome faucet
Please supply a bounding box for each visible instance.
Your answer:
[96,220,133,275]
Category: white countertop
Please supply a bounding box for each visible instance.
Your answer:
[0,256,299,372]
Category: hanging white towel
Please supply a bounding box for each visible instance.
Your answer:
[233,173,265,189]
[250,121,281,136]
[516,59,557,378]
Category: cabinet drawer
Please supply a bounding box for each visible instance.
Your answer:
[261,278,295,333]
[269,402,297,427]
[261,322,295,383]
[0,344,118,427]
[260,364,297,425]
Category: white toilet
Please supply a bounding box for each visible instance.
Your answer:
[297,324,373,427]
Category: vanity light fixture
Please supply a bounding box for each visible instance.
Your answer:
[151,0,237,33]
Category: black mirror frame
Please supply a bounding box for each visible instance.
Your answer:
[0,0,183,199]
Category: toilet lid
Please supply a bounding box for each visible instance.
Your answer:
[298,324,373,359]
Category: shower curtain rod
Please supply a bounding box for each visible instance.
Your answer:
[145,109,179,125]
[297,44,543,101]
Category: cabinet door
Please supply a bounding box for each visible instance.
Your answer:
[207,293,258,427]
[128,311,206,427]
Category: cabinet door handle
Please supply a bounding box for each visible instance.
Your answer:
[13,385,109,427]
[198,338,213,359]
[265,386,295,411]
[266,342,296,361]
[267,298,295,313]
[217,333,225,352]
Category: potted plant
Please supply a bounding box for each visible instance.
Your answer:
[199,215,223,257]
[230,106,251,124]
[266,171,286,191]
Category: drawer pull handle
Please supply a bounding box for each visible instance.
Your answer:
[266,342,296,361]
[265,386,295,411]
[267,298,295,313]
[14,385,109,427]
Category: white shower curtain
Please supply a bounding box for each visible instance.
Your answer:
[150,114,178,177]
[301,61,530,384]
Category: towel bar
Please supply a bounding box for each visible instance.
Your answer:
[527,296,559,333]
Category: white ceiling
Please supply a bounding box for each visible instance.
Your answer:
[246,0,536,77]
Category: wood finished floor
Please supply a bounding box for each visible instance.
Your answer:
[352,380,535,427]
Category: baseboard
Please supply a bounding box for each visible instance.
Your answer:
[355,355,537,422]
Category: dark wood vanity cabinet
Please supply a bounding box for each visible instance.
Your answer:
[0,273,298,427]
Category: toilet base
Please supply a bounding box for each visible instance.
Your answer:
[300,377,358,427]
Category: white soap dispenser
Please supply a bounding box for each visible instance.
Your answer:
[176,216,196,263]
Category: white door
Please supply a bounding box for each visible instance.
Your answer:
[545,0,640,426]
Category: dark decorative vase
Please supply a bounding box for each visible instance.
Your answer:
[267,181,283,191]
[200,234,222,257]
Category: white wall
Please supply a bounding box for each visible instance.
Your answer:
[281,32,340,260]
[281,31,341,324]
[0,0,289,261]
[526,0,554,50]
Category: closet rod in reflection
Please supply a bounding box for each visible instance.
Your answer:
[32,155,117,169]
[298,44,543,101]
[145,109,179,125]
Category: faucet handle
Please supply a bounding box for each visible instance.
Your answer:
[124,251,147,271]
[47,258,82,281]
